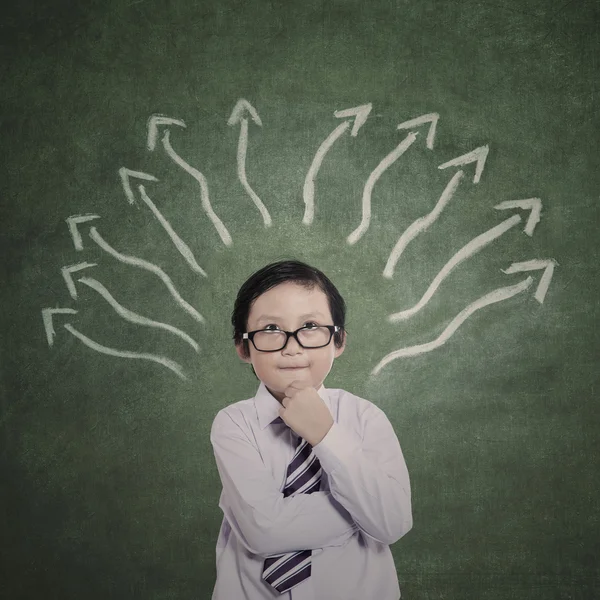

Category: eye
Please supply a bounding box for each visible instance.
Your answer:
[263,324,280,330]
[303,321,319,329]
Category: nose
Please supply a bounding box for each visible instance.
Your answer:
[283,332,303,353]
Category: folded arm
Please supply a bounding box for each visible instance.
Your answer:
[311,403,412,545]
[210,411,357,557]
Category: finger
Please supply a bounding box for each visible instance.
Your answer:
[285,380,308,395]
[281,397,291,409]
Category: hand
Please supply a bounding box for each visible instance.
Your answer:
[278,380,334,446]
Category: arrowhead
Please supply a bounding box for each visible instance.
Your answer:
[397,112,439,150]
[147,114,186,151]
[119,167,159,205]
[333,103,372,136]
[42,307,77,347]
[227,99,262,127]
[501,258,558,304]
[438,144,489,184]
[65,214,101,250]
[494,198,542,236]
[61,262,97,299]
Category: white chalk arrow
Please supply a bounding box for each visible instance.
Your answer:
[87,226,206,324]
[389,201,541,321]
[227,99,271,228]
[66,214,101,251]
[347,132,418,246]
[119,167,159,204]
[501,258,557,303]
[154,122,232,246]
[120,167,207,275]
[397,112,439,150]
[494,198,542,237]
[42,307,186,379]
[42,307,78,346]
[383,171,464,278]
[65,217,205,324]
[61,262,97,299]
[303,103,372,225]
[77,276,200,352]
[438,145,489,184]
[371,277,533,376]
[384,145,491,279]
[147,115,186,151]
[347,113,439,246]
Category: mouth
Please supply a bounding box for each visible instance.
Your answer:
[280,366,308,370]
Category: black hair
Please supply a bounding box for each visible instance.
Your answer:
[231,259,347,366]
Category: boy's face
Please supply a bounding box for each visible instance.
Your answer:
[235,281,346,403]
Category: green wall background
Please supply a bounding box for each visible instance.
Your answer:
[2,0,599,598]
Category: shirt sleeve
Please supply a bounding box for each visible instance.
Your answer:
[210,410,358,557]
[311,403,412,545]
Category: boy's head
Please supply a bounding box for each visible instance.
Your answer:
[232,260,347,402]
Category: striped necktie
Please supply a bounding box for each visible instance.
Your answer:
[262,434,322,594]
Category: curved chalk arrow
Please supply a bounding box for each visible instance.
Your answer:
[370,277,533,376]
[347,112,439,246]
[438,145,489,184]
[494,198,542,237]
[77,276,200,352]
[228,99,271,227]
[346,132,418,245]
[389,198,544,321]
[61,261,200,352]
[66,214,101,250]
[383,145,490,279]
[372,256,557,375]
[66,219,206,324]
[61,262,97,299]
[501,258,557,303]
[42,307,187,380]
[389,210,531,322]
[119,167,208,276]
[147,114,233,247]
[303,103,372,225]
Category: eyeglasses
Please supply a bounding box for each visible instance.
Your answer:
[243,325,341,352]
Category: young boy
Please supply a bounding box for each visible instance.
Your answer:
[210,259,412,599]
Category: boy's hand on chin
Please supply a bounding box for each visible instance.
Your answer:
[278,379,334,446]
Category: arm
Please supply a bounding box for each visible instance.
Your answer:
[210,410,358,557]
[311,404,412,545]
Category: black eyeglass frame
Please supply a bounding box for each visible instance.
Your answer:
[243,325,342,352]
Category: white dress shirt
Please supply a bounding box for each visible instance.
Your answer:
[210,381,412,600]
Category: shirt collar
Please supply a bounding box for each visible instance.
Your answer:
[255,380,329,430]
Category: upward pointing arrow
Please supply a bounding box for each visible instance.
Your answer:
[146,115,186,151]
[438,145,489,184]
[303,103,372,225]
[227,99,271,227]
[397,112,439,150]
[502,259,558,303]
[227,99,263,127]
[119,168,159,204]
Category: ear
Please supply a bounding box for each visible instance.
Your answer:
[333,329,347,359]
[235,342,252,364]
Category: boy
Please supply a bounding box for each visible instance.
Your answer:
[210,259,412,599]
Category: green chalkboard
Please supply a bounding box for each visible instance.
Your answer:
[2,0,599,598]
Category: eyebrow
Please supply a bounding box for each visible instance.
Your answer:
[255,312,326,325]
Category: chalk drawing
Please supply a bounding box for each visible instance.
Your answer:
[303,103,372,225]
[147,114,232,246]
[88,226,205,324]
[228,99,271,227]
[46,103,557,379]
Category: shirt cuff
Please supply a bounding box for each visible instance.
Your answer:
[312,422,361,474]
